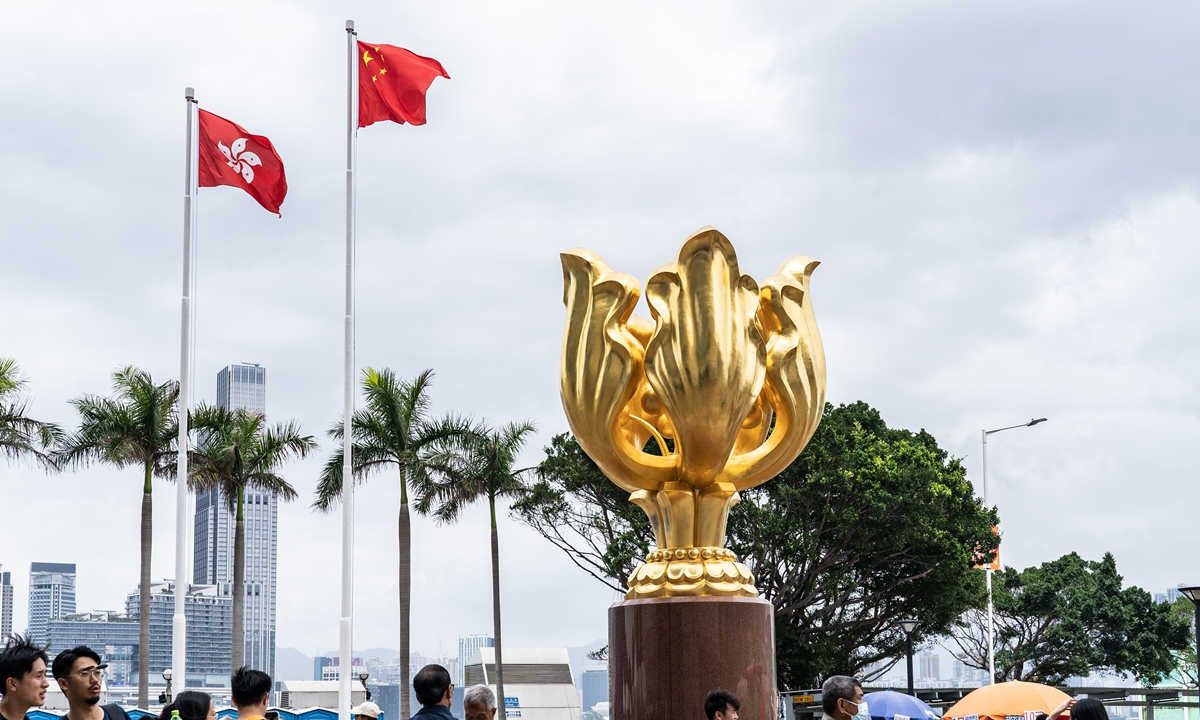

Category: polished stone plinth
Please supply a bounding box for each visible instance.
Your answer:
[609,595,776,720]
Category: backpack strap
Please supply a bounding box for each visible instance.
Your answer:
[102,704,132,720]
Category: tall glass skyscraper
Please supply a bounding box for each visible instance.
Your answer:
[0,566,13,642]
[456,635,494,685]
[28,562,76,645]
[194,363,278,679]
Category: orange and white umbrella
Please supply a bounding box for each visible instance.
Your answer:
[943,681,1072,720]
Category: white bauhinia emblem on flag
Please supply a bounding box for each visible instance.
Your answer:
[217,138,262,183]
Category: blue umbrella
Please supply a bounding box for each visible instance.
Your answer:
[863,690,940,720]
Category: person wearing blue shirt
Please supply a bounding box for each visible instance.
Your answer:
[412,664,455,720]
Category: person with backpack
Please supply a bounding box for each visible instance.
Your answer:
[51,646,130,720]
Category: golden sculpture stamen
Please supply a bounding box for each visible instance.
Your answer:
[560,227,826,598]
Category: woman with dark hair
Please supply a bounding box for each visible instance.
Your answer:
[158,691,216,720]
[1069,699,1110,720]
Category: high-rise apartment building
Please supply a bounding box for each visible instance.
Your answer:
[457,635,494,685]
[952,657,987,685]
[0,566,13,641]
[313,656,333,681]
[126,581,232,685]
[28,562,76,645]
[917,651,940,680]
[194,363,278,679]
[47,611,138,685]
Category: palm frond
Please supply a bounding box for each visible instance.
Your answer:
[415,419,537,524]
[191,406,309,514]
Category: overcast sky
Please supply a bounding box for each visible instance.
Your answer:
[2,0,1199,668]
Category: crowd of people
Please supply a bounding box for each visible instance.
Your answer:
[0,632,1114,720]
[0,634,508,720]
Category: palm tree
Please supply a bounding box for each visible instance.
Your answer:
[416,420,537,719]
[55,367,178,709]
[313,367,471,720]
[0,357,63,469]
[190,404,314,672]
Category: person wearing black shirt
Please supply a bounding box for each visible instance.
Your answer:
[52,646,129,720]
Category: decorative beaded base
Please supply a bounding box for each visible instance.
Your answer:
[625,547,758,599]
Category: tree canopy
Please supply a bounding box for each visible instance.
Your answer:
[1167,596,1197,687]
[951,552,1192,685]
[728,401,997,688]
[516,401,999,689]
[512,432,653,593]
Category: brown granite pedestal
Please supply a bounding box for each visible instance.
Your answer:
[609,595,776,720]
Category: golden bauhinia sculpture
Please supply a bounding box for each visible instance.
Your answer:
[559,226,826,599]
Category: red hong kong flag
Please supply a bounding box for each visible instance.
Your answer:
[358,41,449,127]
[197,109,288,215]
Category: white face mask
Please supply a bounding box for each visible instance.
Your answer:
[844,700,869,720]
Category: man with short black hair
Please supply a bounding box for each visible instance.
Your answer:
[0,634,49,720]
[463,685,496,720]
[704,690,740,720]
[412,664,454,720]
[821,676,864,720]
[231,667,272,720]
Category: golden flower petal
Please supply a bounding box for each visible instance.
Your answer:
[643,228,766,487]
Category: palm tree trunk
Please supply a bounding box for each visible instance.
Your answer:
[231,487,246,672]
[399,474,412,720]
[138,462,153,709]
[490,495,506,719]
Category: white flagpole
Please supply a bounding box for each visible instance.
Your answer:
[172,86,198,698]
[339,20,358,720]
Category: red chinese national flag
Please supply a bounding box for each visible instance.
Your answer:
[197,109,288,215]
[358,41,449,128]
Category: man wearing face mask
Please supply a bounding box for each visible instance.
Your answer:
[821,676,867,720]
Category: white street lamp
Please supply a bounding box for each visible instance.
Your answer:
[981,417,1047,685]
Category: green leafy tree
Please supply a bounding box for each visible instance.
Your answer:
[417,421,537,720]
[728,401,997,688]
[1167,596,1197,687]
[55,367,178,708]
[313,368,471,720]
[952,552,1192,684]
[0,357,62,469]
[512,433,653,593]
[517,402,998,689]
[191,404,314,672]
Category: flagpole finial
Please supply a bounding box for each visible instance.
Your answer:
[185,87,194,100]
[345,19,355,32]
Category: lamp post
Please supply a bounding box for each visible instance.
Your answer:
[981,417,1047,685]
[900,620,919,696]
[1180,586,1200,685]
[162,668,173,705]
[358,670,371,701]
